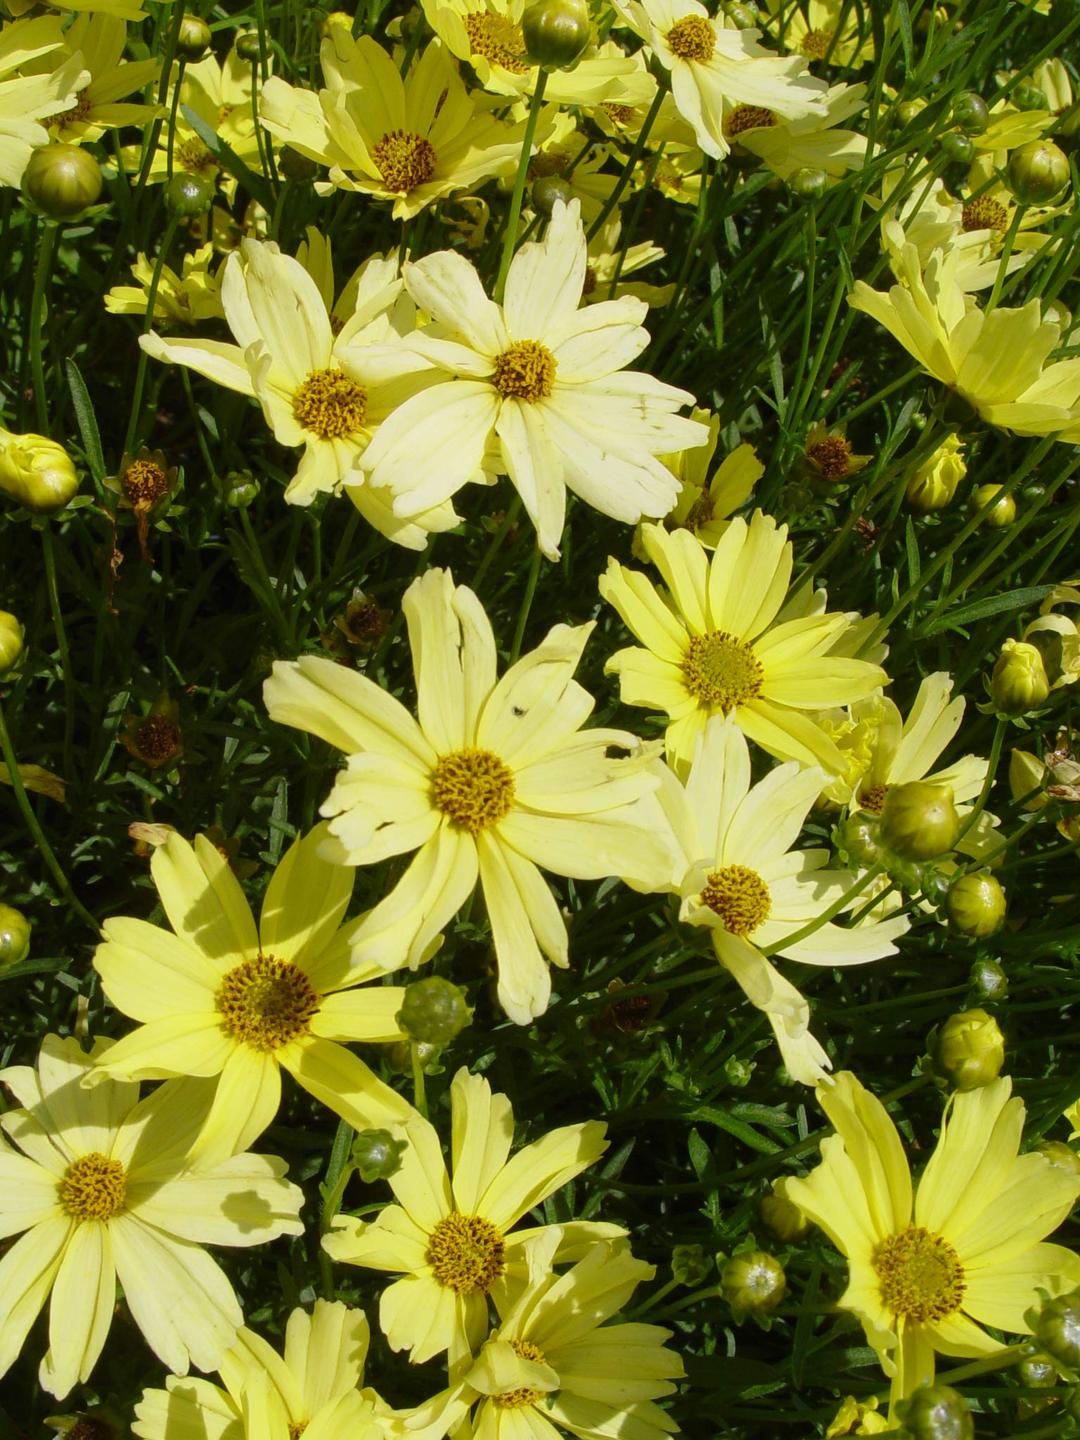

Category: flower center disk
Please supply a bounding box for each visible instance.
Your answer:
[431,748,516,834]
[727,104,777,137]
[800,26,833,59]
[700,864,771,936]
[293,368,368,440]
[666,15,715,62]
[494,1338,548,1409]
[426,1212,507,1294]
[681,630,765,711]
[807,435,854,479]
[123,459,170,510]
[59,1152,127,1221]
[873,1225,965,1324]
[493,341,557,403]
[372,129,438,192]
[464,12,530,72]
[176,137,217,173]
[217,953,319,1051]
[961,197,1009,233]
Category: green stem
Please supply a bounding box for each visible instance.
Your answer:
[29,222,59,434]
[494,68,548,304]
[937,1341,1033,1387]
[318,1118,355,1298]
[122,215,180,457]
[954,717,1007,846]
[985,204,1026,314]
[410,1041,427,1120]
[760,864,885,958]
[508,543,543,664]
[39,525,76,779]
[586,82,666,243]
[164,56,187,181]
[472,494,522,593]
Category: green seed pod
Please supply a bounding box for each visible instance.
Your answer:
[787,166,828,200]
[880,781,961,861]
[522,0,591,68]
[0,904,30,967]
[0,612,24,677]
[720,1251,786,1321]
[969,957,1008,1002]
[164,171,215,217]
[952,91,989,134]
[947,872,1006,937]
[1013,82,1049,112]
[671,1243,712,1285]
[724,1056,753,1088]
[351,1128,407,1183]
[1035,1142,1080,1178]
[221,469,259,508]
[234,31,263,62]
[897,1384,974,1440]
[972,483,1016,527]
[991,639,1050,717]
[837,813,882,867]
[1007,140,1070,204]
[397,977,472,1046]
[760,1187,809,1242]
[939,131,975,166]
[933,1008,1005,1091]
[1030,1288,1080,1369]
[532,174,574,216]
[175,15,212,59]
[0,430,79,513]
[278,145,319,181]
[22,144,103,219]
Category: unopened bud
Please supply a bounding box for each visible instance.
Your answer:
[0,904,30,967]
[0,612,24,676]
[234,32,264,63]
[991,639,1050,717]
[671,1243,712,1284]
[880,781,961,861]
[969,957,1008,1001]
[760,1186,809,1242]
[397,977,472,1046]
[164,171,215,217]
[906,434,966,512]
[1013,82,1049,112]
[933,1008,1005,1091]
[972,483,1015,527]
[23,144,103,219]
[951,92,989,134]
[939,131,974,165]
[1007,139,1070,204]
[720,1251,786,1321]
[175,15,211,59]
[896,1384,973,1440]
[946,872,1006,937]
[0,430,79,513]
[1029,1288,1080,1369]
[351,1128,407,1182]
[532,174,574,216]
[522,0,591,68]
[837,813,882,867]
[788,166,828,200]
[722,1,758,24]
[387,1037,441,1074]
[221,469,259,508]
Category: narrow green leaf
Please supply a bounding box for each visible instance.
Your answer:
[894,0,914,72]
[180,105,275,212]
[922,585,1055,635]
[65,358,107,483]
[688,1104,781,1155]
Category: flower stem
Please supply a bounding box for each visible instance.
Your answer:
[29,221,59,434]
[410,1041,427,1120]
[494,67,548,304]
[39,524,76,778]
[509,542,543,664]
[122,215,181,457]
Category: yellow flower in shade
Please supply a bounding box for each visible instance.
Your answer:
[599,510,889,775]
[135,46,261,186]
[0,1035,303,1398]
[1066,1100,1080,1140]
[763,0,874,66]
[728,81,867,182]
[264,568,675,1026]
[826,1395,889,1436]
[259,35,537,220]
[134,1299,387,1440]
[89,825,412,1162]
[47,14,160,142]
[653,717,908,1084]
[0,15,86,186]
[849,226,1080,443]
[322,1066,619,1365]
[659,409,762,545]
[360,199,708,560]
[105,242,223,327]
[780,1072,1080,1411]
[583,214,675,309]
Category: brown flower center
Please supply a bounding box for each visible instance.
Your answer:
[800,26,833,59]
[132,714,182,765]
[175,137,217,173]
[492,340,557,402]
[603,102,636,125]
[288,1425,307,1440]
[699,864,771,936]
[493,1338,549,1408]
[874,1225,965,1324]
[60,91,94,127]
[431,748,515,834]
[860,782,889,813]
[681,630,765,711]
[293,368,368,439]
[727,104,777,136]
[217,954,320,1051]
[122,458,170,511]
[59,1152,127,1221]
[961,196,1009,233]
[426,1212,507,1294]
[666,14,715,61]
[372,129,438,192]
[807,434,854,479]
[684,491,715,530]
[464,11,530,72]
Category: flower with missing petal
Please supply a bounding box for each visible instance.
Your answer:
[47,14,161,143]
[780,1072,1080,1411]
[659,408,762,546]
[726,81,867,181]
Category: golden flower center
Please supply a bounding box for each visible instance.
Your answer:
[681,630,765,711]
[604,102,636,125]
[800,26,833,59]
[699,864,771,936]
[464,12,530,72]
[176,137,217,173]
[60,91,93,126]
[684,491,715,530]
[217,954,319,1051]
[123,459,170,511]
[426,1212,507,1294]
[59,1152,127,1222]
[288,1426,307,1440]
[431,748,515,834]
[807,434,854,479]
[860,782,889,813]
[727,104,777,136]
[666,15,715,61]
[133,714,182,764]
[293,368,368,440]
[494,1338,548,1409]
[874,1225,965,1324]
[372,129,438,192]
[493,340,557,403]
[961,197,1009,233]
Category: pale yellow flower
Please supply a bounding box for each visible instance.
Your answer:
[0,16,86,186]
[105,242,223,326]
[47,13,160,142]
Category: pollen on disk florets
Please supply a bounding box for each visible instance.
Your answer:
[666,14,715,62]
[807,434,854,479]
[681,630,765,711]
[175,137,217,174]
[699,864,771,936]
[122,457,171,511]
[727,104,777,137]
[961,196,1009,233]
[800,26,833,59]
[59,1152,128,1221]
[464,11,530,71]
[431,748,516,834]
[426,1212,507,1294]
[217,953,320,1051]
[293,368,368,440]
[873,1225,966,1324]
[493,1338,549,1408]
[372,129,438,192]
[492,341,557,403]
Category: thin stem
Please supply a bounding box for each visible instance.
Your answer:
[39,526,76,778]
[760,865,885,958]
[586,82,666,243]
[410,1041,427,1120]
[122,215,180,457]
[29,222,59,434]
[494,68,548,304]
[508,543,543,664]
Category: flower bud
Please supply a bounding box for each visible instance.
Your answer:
[387,1038,441,1074]
[221,469,259,508]
[175,15,211,59]
[164,171,215,217]
[951,92,989,134]
[0,904,30,967]
[397,977,472,1046]
[760,1186,809,1242]
[0,612,24,677]
[522,0,591,68]
[896,1384,973,1440]
[1035,1142,1080,1178]
[1013,82,1049,111]
[991,639,1050,717]
[532,174,574,216]
[278,145,319,181]
[939,132,974,165]
[1007,139,1070,204]
[722,1,758,25]
[895,99,927,127]
[720,1251,786,1321]
[0,430,79,513]
[933,1008,1005,1091]
[972,483,1015,527]
[234,32,263,63]
[969,957,1008,1002]
[905,434,966,512]
[880,781,961,861]
[837,814,882,867]
[23,144,103,219]
[724,1056,753,1087]
[1019,1355,1058,1388]
[946,872,1006,937]
[1029,1288,1080,1369]
[787,166,828,200]
[351,1128,407,1182]
[671,1243,712,1284]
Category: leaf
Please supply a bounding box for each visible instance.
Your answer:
[921,585,1055,636]
[180,105,275,212]
[65,359,107,484]
[894,0,914,72]
[687,1104,781,1155]
[0,763,66,804]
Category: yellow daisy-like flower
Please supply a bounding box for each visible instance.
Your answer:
[90,825,412,1163]
[47,14,160,142]
[360,199,708,560]
[660,408,762,545]
[0,15,86,186]
[781,1072,1080,1411]
[136,46,261,187]
[264,568,675,1026]
[105,242,223,326]
[134,1299,387,1440]
[0,1035,304,1399]
[879,189,1059,294]
[728,80,867,181]
[849,227,1080,443]
[583,214,675,309]
[763,0,874,67]
[322,1067,619,1365]
[600,511,889,775]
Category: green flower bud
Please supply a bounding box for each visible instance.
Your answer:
[522,0,591,68]
[351,1128,407,1182]
[969,957,1008,1002]
[1035,1142,1080,1178]
[939,131,975,165]
[1008,140,1070,203]
[23,144,103,220]
[234,32,263,62]
[175,15,212,59]
[724,1056,753,1087]
[722,1,758,25]
[972,483,1016,527]
[919,866,951,909]
[991,639,1050,718]
[397,977,472,1046]
[946,872,1006,937]
[164,171,215,217]
[278,145,319,181]
[720,1251,786,1321]
[895,99,927,127]
[671,1243,712,1284]
[760,1186,809,1241]
[880,781,961,861]
[1030,1288,1080,1369]
[837,813,882,867]
[0,429,79,513]
[387,1038,442,1075]
[933,1008,1005,1091]
[1019,1355,1058,1388]
[896,1384,973,1440]
[0,904,30,967]
[1012,82,1049,111]
[532,174,574,216]
[0,612,24,677]
[951,92,989,134]
[787,166,828,200]
[906,434,966,512]
[221,469,259,508]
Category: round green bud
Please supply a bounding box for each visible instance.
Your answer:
[671,1243,712,1285]
[522,0,591,68]
[951,92,989,134]
[387,1037,441,1075]
[351,1128,407,1182]
[722,1,758,25]
[939,131,975,166]
[0,904,30,967]
[1019,1355,1058,1388]
[1007,140,1070,204]
[1013,82,1049,112]
[234,31,263,63]
[720,1251,786,1320]
[919,866,951,909]
[397,977,472,1046]
[896,1384,973,1440]
[0,431,79,513]
[991,639,1050,717]
[163,171,215,217]
[969,957,1008,1002]
[972,483,1016,527]
[787,166,828,200]
[1031,1288,1080,1369]
[532,174,574,216]
[933,1008,1005,1091]
[760,1188,809,1242]
[1035,1141,1080,1178]
[23,144,103,220]
[0,612,24,677]
[946,872,1006,937]
[880,781,961,861]
[278,145,319,181]
[221,469,259,508]
[724,1056,753,1088]
[838,813,882,867]
[176,15,212,59]
[895,99,927,127]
